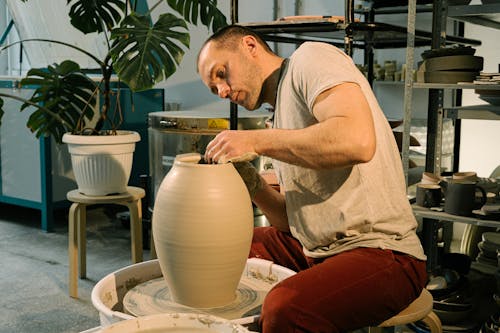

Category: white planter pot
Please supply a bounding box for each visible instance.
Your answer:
[62,131,140,196]
[152,153,254,308]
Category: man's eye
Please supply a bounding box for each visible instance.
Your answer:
[217,70,225,78]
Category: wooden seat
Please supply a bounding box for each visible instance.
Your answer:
[67,186,145,298]
[369,289,442,333]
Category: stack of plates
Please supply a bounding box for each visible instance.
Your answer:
[474,72,500,85]
[471,232,500,275]
[417,46,482,84]
[473,72,500,105]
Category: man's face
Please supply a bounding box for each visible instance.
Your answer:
[197,40,263,110]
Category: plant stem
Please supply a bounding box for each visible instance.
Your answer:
[1,39,105,68]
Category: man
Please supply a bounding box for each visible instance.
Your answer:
[197,25,427,333]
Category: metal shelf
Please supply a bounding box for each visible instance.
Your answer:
[445,105,500,120]
[413,205,500,228]
[448,3,500,30]
[241,20,481,49]
[413,82,500,90]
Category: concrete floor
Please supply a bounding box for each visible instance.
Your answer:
[0,202,153,333]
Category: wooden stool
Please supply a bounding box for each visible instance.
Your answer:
[67,186,145,298]
[368,289,442,333]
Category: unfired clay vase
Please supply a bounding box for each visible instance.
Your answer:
[152,153,254,308]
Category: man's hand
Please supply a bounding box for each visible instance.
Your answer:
[232,162,264,199]
[205,130,259,164]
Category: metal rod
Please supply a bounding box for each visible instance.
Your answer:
[230,0,239,129]
[231,0,238,24]
[230,102,238,130]
[401,0,416,185]
[0,20,14,45]
[344,0,354,56]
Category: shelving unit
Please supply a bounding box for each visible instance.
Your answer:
[413,205,499,228]
[402,0,500,272]
[241,19,479,48]
[230,0,480,125]
[448,3,500,30]
[445,105,500,121]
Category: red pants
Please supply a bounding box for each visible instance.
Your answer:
[249,227,427,333]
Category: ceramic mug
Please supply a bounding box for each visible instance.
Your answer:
[416,183,443,208]
[452,171,478,183]
[443,181,487,216]
[421,172,441,185]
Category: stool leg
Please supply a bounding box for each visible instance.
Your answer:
[127,199,143,263]
[78,204,86,279]
[68,202,79,298]
[421,312,442,333]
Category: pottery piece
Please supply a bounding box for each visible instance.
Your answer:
[443,181,487,216]
[452,171,478,183]
[152,153,254,308]
[421,172,441,185]
[416,183,442,208]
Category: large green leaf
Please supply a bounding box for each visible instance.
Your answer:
[110,13,190,91]
[67,0,126,34]
[20,60,98,143]
[167,0,227,32]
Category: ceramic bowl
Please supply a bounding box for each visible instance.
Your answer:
[483,232,500,246]
[428,273,467,300]
[421,46,475,60]
[433,306,473,325]
[99,313,250,333]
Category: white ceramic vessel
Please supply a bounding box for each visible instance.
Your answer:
[62,131,140,196]
[152,153,254,308]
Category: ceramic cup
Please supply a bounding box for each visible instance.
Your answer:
[453,171,478,183]
[421,172,441,185]
[443,181,487,216]
[416,183,443,208]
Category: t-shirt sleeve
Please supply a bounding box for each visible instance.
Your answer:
[289,42,363,111]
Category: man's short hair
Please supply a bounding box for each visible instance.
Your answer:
[201,24,272,54]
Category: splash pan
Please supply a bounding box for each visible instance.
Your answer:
[92,258,295,327]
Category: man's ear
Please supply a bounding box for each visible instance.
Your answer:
[241,35,258,56]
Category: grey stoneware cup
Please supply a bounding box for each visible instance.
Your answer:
[442,180,487,216]
[416,183,443,208]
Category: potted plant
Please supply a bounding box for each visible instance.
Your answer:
[0,0,227,195]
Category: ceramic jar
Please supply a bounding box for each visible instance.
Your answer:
[152,153,254,308]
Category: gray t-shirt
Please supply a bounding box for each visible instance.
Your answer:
[273,42,426,260]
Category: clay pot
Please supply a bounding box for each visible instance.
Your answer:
[152,153,254,308]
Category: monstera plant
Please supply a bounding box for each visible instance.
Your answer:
[0,0,227,143]
[0,0,227,196]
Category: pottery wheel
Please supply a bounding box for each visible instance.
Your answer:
[123,275,272,320]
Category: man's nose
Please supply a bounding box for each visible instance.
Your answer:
[217,83,230,99]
